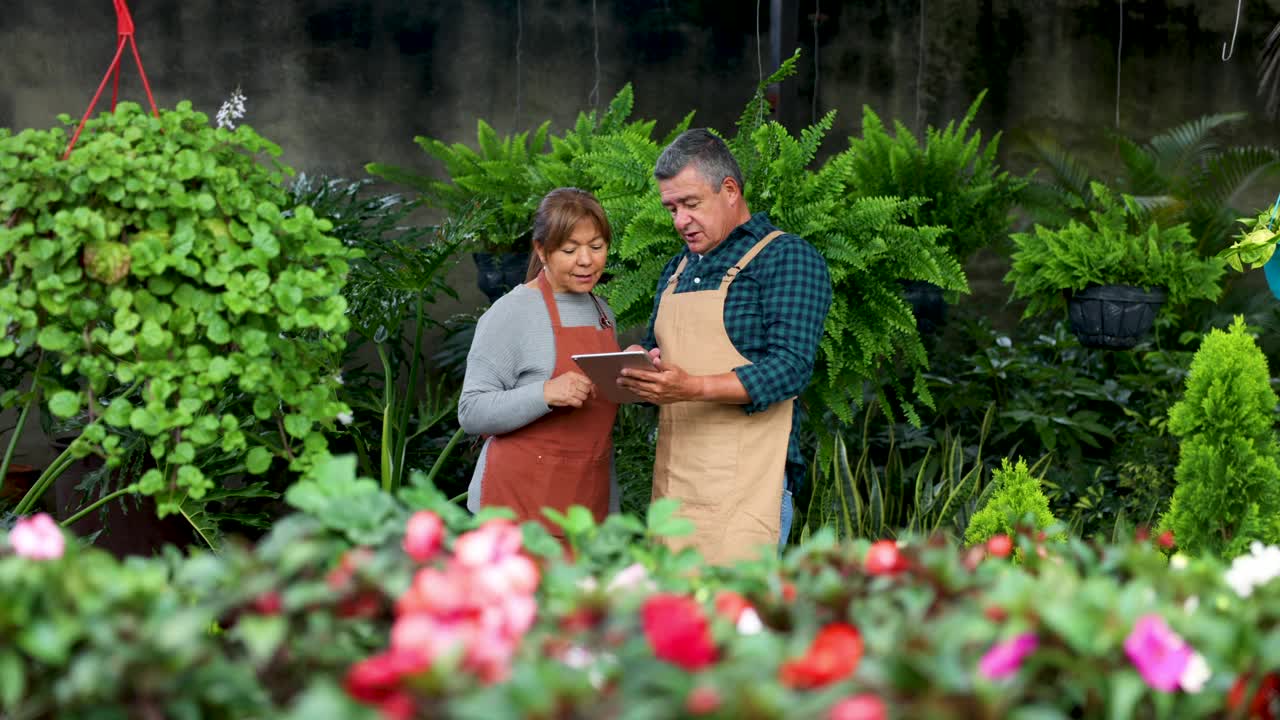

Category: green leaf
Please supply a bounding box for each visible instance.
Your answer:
[0,650,25,712]
[646,497,693,538]
[48,390,81,419]
[232,615,287,666]
[246,446,273,474]
[1107,670,1146,720]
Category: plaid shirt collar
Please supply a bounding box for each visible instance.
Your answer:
[688,212,777,268]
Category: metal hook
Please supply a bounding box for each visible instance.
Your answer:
[1223,0,1243,61]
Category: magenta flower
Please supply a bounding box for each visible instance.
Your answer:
[1124,614,1193,692]
[8,513,65,560]
[979,633,1039,680]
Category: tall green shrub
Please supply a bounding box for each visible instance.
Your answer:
[964,457,1058,547]
[1160,317,1280,558]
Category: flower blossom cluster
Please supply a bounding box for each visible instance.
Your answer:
[215,87,246,130]
[345,513,540,717]
[7,513,65,560]
[1224,541,1280,598]
[1124,614,1209,693]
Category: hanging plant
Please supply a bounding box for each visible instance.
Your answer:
[0,102,353,531]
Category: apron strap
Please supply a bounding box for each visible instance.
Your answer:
[536,271,564,329]
[665,256,692,292]
[722,230,785,287]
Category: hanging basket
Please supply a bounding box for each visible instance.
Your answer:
[899,280,947,336]
[1066,285,1166,350]
[473,251,530,304]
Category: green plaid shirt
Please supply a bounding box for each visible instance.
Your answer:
[641,212,833,492]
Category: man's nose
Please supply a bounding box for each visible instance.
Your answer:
[675,209,692,229]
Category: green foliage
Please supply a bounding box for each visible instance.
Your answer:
[289,176,475,495]
[964,457,1059,547]
[0,102,352,523]
[581,52,969,426]
[1160,317,1280,558]
[800,404,992,543]
[1006,183,1225,318]
[1218,204,1280,271]
[1019,112,1280,255]
[842,91,1025,263]
[5,471,1280,719]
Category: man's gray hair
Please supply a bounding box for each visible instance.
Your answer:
[653,128,744,193]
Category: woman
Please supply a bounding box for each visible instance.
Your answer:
[458,188,620,534]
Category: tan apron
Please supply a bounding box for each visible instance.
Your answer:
[651,231,792,565]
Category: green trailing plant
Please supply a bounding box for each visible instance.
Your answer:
[1218,201,1280,271]
[963,457,1060,548]
[0,102,353,537]
[1159,317,1280,558]
[1006,182,1225,319]
[841,91,1025,264]
[1018,113,1280,256]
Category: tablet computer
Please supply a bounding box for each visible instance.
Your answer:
[571,350,656,404]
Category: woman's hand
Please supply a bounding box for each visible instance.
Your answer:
[544,371,595,408]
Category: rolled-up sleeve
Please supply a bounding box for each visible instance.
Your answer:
[733,240,832,413]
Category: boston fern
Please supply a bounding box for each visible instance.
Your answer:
[842,91,1024,264]
[1006,182,1224,318]
[581,53,968,425]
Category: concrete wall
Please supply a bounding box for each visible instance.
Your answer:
[5,1,1280,467]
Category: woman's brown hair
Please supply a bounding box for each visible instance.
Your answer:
[525,188,612,282]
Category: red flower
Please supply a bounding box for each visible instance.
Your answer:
[1228,673,1280,720]
[780,623,863,689]
[685,684,722,715]
[251,591,283,616]
[829,693,888,720]
[403,511,445,562]
[378,691,417,720]
[641,593,717,671]
[1157,530,1176,550]
[864,540,907,575]
[344,649,430,705]
[338,590,383,619]
[781,582,798,602]
[986,534,1013,558]
[714,590,752,623]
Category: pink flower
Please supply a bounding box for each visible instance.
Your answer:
[829,694,889,720]
[979,633,1039,680]
[403,511,444,562]
[1124,614,1193,692]
[8,513,65,560]
[453,519,523,568]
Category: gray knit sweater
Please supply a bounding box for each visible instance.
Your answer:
[458,284,619,513]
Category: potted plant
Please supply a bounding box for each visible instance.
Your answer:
[843,91,1025,334]
[1005,183,1225,349]
[1219,200,1280,299]
[0,102,353,543]
[368,120,553,303]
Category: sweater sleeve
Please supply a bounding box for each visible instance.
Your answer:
[457,295,553,436]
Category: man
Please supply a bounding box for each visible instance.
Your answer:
[619,128,832,564]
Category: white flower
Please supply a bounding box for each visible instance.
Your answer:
[561,645,594,670]
[1169,554,1188,571]
[736,608,764,635]
[336,411,354,426]
[606,562,653,593]
[1224,542,1280,598]
[333,373,344,386]
[1179,652,1211,693]
[1182,595,1199,615]
[216,87,247,130]
[996,335,1013,348]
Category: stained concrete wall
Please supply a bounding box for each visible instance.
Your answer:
[5,1,1280,468]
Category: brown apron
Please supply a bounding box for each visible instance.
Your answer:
[652,231,793,565]
[480,272,619,537]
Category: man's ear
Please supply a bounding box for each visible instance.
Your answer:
[721,176,743,205]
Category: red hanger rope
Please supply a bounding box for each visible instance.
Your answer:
[62,0,160,159]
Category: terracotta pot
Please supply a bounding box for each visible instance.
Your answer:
[1,463,39,504]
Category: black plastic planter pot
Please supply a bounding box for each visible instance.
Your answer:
[473,252,530,304]
[900,280,947,336]
[1066,285,1166,350]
